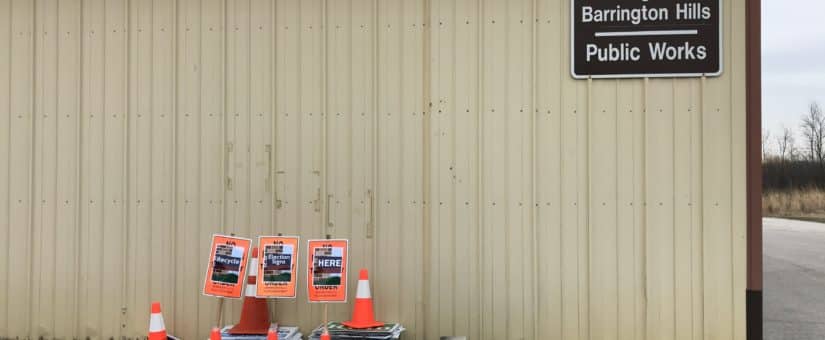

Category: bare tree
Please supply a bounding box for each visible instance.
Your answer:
[762,128,772,160]
[800,102,825,166]
[776,126,796,163]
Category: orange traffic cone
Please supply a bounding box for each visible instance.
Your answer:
[266,326,278,340]
[342,269,384,329]
[210,327,222,340]
[228,247,271,334]
[148,302,167,340]
[321,326,332,340]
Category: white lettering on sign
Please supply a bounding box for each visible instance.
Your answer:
[317,258,342,268]
[266,254,292,266]
[215,256,241,266]
[582,2,712,25]
[676,3,712,20]
[648,42,707,61]
[582,5,669,25]
[586,43,642,62]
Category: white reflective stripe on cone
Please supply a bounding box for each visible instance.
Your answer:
[149,313,165,332]
[356,280,371,299]
[249,258,258,276]
[246,256,259,296]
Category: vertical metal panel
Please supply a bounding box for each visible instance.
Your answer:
[0,0,749,339]
[689,77,705,340]
[56,0,81,336]
[4,0,35,337]
[299,0,325,331]
[616,78,646,340]
[449,1,482,339]
[430,0,453,338]
[30,0,53,337]
[590,77,618,340]
[671,78,702,340]
[271,0,301,326]
[102,2,129,336]
[248,0,272,239]
[0,2,10,334]
[645,77,676,340]
[174,0,202,337]
[534,1,562,338]
[195,0,225,333]
[374,1,425,339]
[224,0,249,322]
[79,0,105,336]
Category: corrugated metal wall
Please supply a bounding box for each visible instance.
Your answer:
[0,0,747,339]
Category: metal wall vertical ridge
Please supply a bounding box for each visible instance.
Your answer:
[74,0,83,335]
[122,0,131,336]
[27,1,38,337]
[28,0,38,337]
[0,0,8,331]
[270,0,277,236]
[475,0,485,336]
[421,0,432,336]
[529,0,538,338]
[30,1,43,335]
[170,0,178,326]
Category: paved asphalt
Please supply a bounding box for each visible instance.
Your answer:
[764,218,825,340]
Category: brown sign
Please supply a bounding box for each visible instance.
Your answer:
[571,0,722,78]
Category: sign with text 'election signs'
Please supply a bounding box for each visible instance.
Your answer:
[307,239,349,303]
[572,0,721,78]
[256,236,300,298]
[203,234,252,299]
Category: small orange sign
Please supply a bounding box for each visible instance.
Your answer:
[203,234,252,299]
[256,236,300,298]
[307,239,349,303]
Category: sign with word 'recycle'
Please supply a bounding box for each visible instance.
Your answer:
[203,234,252,298]
[571,0,722,78]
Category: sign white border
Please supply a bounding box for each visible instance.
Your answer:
[570,0,724,79]
[306,238,349,303]
[256,235,301,299]
[202,233,253,299]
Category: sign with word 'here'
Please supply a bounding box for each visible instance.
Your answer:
[572,0,721,78]
[307,239,349,303]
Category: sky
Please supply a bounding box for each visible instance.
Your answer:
[762,0,825,138]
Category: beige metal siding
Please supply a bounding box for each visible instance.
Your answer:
[0,0,747,339]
